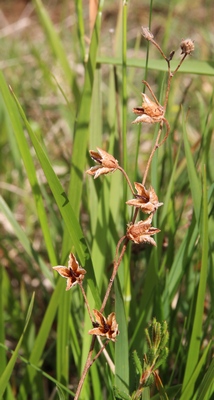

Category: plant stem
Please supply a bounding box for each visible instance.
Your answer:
[100,239,129,313]
[142,80,161,105]
[74,336,96,400]
[118,166,135,195]
[142,123,163,186]
[79,282,94,323]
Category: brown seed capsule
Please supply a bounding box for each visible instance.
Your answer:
[132,93,164,124]
[88,310,119,342]
[53,253,86,290]
[141,26,154,41]
[126,183,163,214]
[86,147,119,179]
[180,38,194,55]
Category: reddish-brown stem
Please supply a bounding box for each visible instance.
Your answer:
[172,53,188,75]
[164,53,188,110]
[157,118,170,147]
[149,38,168,61]
[75,240,129,399]
[118,166,135,195]
[91,339,110,365]
[74,338,112,399]
[163,60,172,110]
[142,123,164,187]
[97,336,115,372]
[100,238,129,313]
[142,80,160,105]
[115,235,127,261]
[74,336,96,400]
[79,282,94,323]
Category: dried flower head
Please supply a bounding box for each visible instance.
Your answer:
[88,310,119,342]
[86,147,119,179]
[53,253,86,290]
[141,26,154,41]
[132,93,164,125]
[180,38,194,55]
[126,215,160,246]
[126,183,163,214]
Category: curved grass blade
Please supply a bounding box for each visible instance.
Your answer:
[96,57,214,76]
[0,343,75,397]
[10,87,87,265]
[196,356,214,400]
[33,0,80,103]
[66,0,104,217]
[0,293,35,398]
[182,109,202,224]
[0,196,54,284]
[115,275,129,395]
[182,166,209,395]
[0,70,57,271]
[10,87,101,303]
[180,341,212,400]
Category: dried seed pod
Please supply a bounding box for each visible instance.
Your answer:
[180,38,194,55]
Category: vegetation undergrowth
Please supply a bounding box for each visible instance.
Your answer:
[0,1,213,399]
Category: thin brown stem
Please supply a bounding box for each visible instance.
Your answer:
[97,336,115,373]
[74,336,96,400]
[172,53,188,76]
[142,123,163,187]
[118,166,135,195]
[142,80,160,105]
[79,282,94,323]
[75,338,112,399]
[164,53,188,110]
[158,118,170,147]
[75,240,129,398]
[115,235,127,261]
[149,38,168,61]
[100,239,129,313]
[91,339,110,365]
[163,60,172,110]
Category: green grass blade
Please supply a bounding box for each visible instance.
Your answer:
[115,275,129,395]
[0,266,6,375]
[0,343,75,397]
[74,0,86,62]
[180,341,212,400]
[196,355,214,400]
[0,293,35,398]
[67,2,104,216]
[60,1,104,274]
[18,278,65,398]
[122,1,128,166]
[33,0,80,102]
[96,57,214,76]
[0,93,22,173]
[56,289,70,387]
[0,71,57,269]
[162,215,198,314]
[182,166,209,395]
[0,196,53,284]
[182,109,201,223]
[10,89,86,265]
